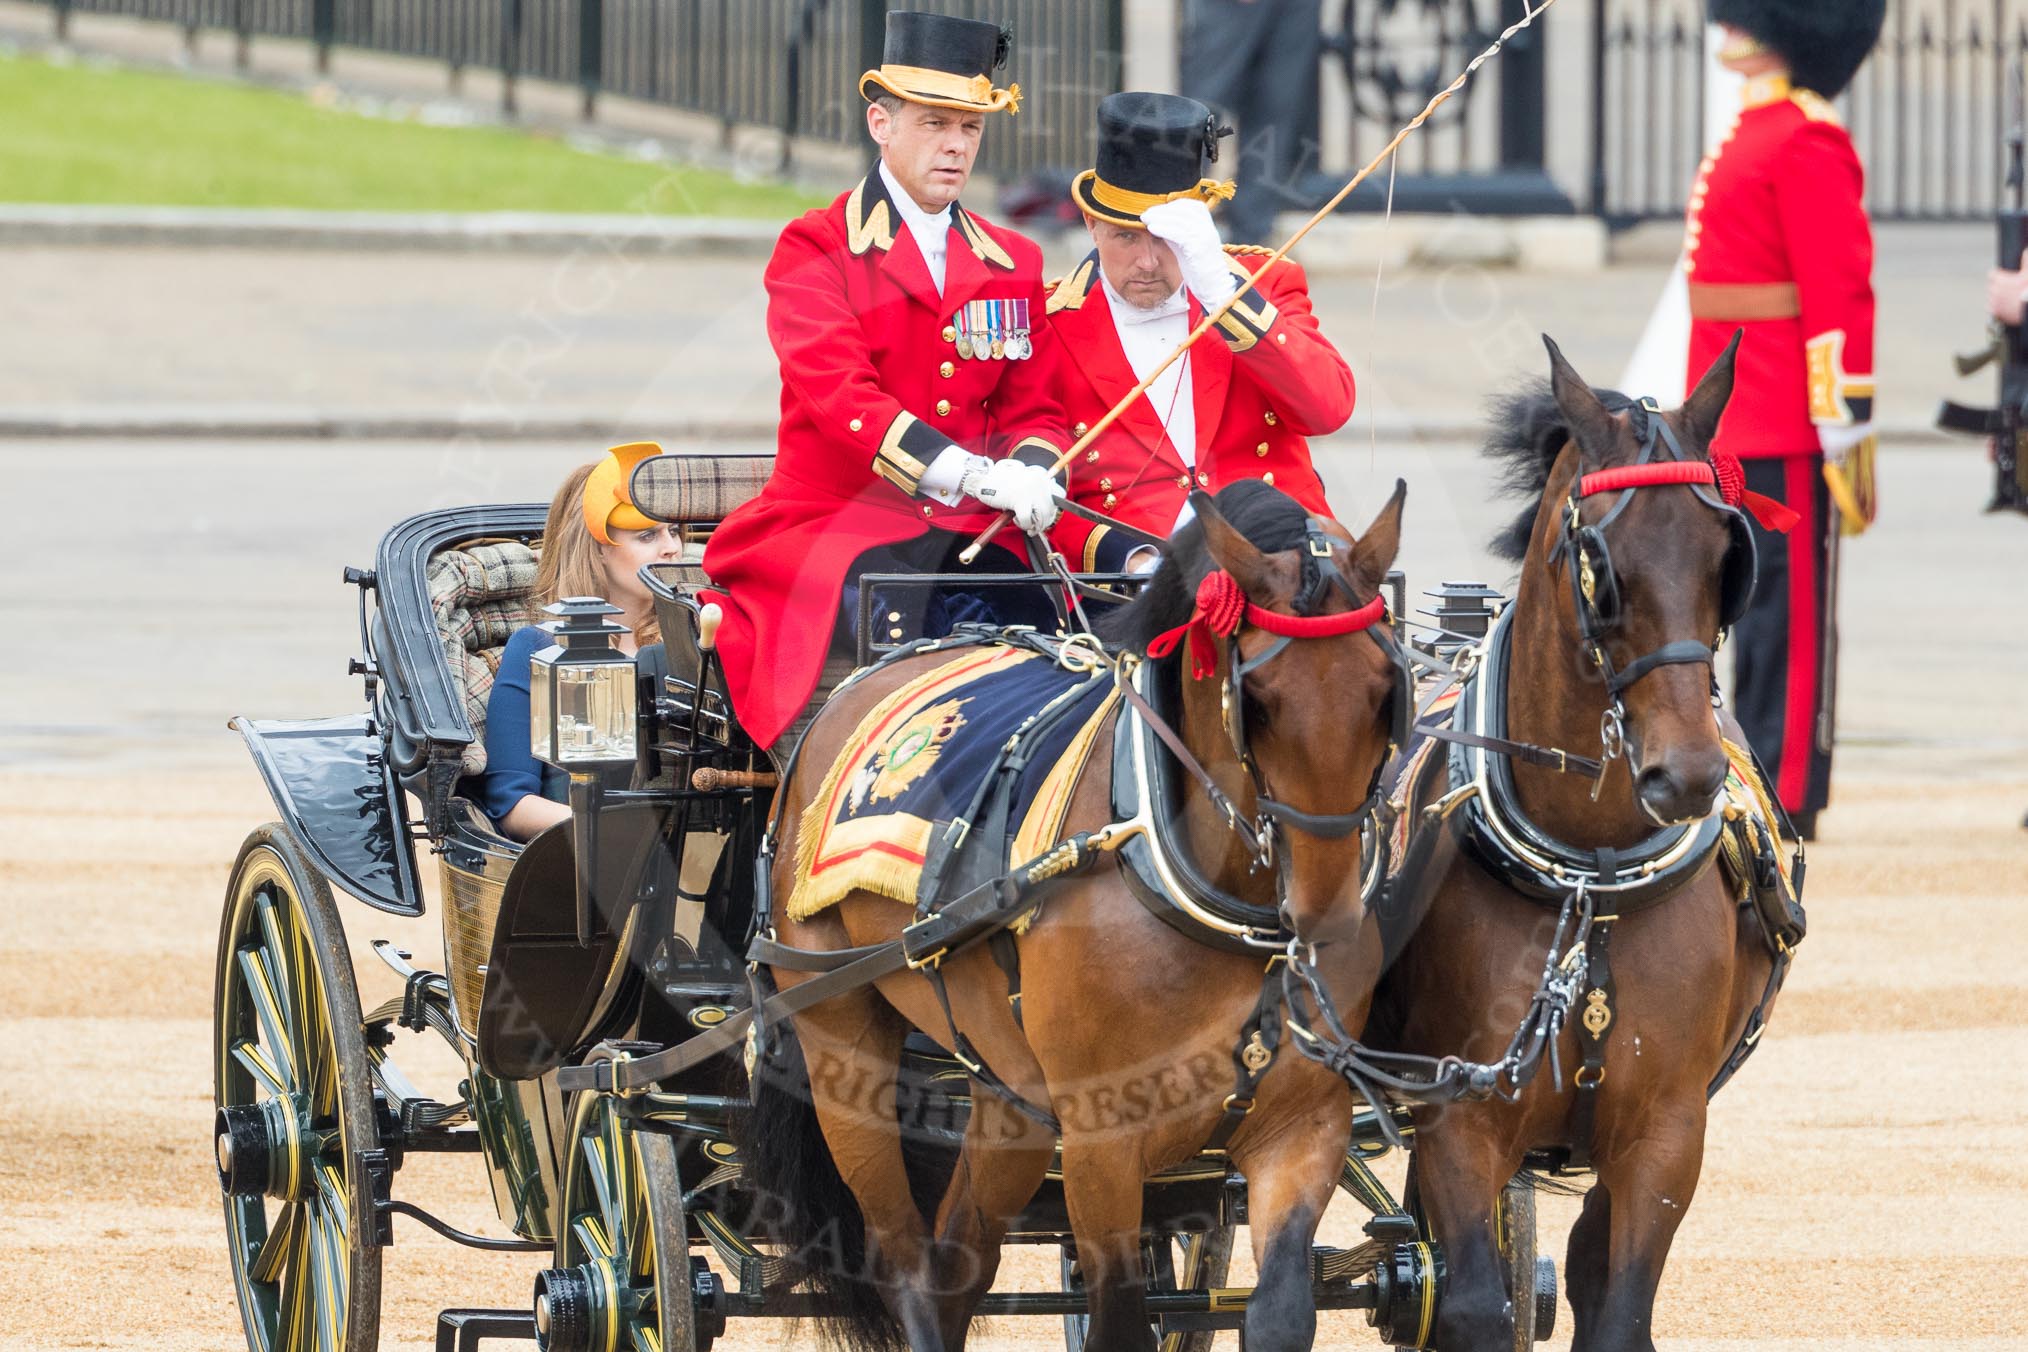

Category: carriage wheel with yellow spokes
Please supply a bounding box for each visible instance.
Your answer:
[214,825,382,1352]
[536,1092,698,1352]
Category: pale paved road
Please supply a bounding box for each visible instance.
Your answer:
[1,436,2025,1351]
[0,222,1996,435]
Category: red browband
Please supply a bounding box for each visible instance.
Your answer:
[1576,452,1800,534]
[1146,570,1389,681]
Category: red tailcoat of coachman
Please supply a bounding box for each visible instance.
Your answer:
[1685,78,1876,458]
[702,170,1067,748]
[1043,249,1356,571]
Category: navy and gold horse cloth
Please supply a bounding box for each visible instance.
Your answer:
[789,645,1119,921]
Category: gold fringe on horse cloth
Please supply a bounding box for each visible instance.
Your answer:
[785,647,1119,924]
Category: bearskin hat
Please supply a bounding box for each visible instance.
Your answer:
[1708,0,1887,98]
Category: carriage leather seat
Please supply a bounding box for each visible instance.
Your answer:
[426,538,542,776]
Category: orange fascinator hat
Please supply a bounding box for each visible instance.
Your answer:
[581,441,664,545]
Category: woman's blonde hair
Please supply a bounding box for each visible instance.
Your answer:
[534,462,661,645]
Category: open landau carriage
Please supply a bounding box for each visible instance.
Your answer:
[215,452,1563,1352]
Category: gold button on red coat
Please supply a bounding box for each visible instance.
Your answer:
[1256,442,1270,457]
[1103,493,1118,509]
[849,418,863,433]
[1085,449,1100,463]
[936,399,952,417]
[1175,475,1189,489]
[942,326,957,343]
[1074,422,1089,438]
[1099,477,1114,491]
[1196,472,1210,487]
[940,361,955,378]
[1264,411,1278,427]
[1263,471,1276,487]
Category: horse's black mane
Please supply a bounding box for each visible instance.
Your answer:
[1102,480,1312,654]
[1482,379,1641,562]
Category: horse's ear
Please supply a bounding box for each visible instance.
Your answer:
[1544,335,1620,468]
[1350,479,1407,598]
[1195,491,1276,595]
[1678,328,1742,450]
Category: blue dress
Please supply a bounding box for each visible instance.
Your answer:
[475,626,567,828]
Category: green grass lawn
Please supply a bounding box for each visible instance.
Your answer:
[0,50,823,216]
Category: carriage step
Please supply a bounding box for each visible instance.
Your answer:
[433,1309,536,1352]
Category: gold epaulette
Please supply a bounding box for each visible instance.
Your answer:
[1046,257,1097,314]
[1791,88,1842,126]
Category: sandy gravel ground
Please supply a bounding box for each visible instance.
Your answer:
[4,766,2025,1352]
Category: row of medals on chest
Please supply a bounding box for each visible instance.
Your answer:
[947,297,1033,362]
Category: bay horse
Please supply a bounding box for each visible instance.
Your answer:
[1371,335,1794,1352]
[744,481,1410,1351]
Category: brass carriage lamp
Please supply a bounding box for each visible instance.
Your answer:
[529,598,637,768]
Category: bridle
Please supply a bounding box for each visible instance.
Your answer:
[1550,398,1796,792]
[1139,520,1416,874]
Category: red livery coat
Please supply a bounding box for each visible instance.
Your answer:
[1686,79,1876,459]
[1041,248,1355,571]
[702,169,1067,748]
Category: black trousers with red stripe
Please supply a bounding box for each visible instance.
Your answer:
[1730,454,1836,820]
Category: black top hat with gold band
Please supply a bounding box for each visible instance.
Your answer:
[1072,92,1235,229]
[860,11,1020,115]
[1708,0,1885,99]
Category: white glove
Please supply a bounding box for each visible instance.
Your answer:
[1141,198,1238,307]
[1818,422,1875,466]
[918,445,993,507]
[973,458,1064,532]
[1124,546,1163,574]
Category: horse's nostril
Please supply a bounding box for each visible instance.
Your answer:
[1637,760,1723,823]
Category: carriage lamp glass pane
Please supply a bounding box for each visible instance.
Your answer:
[552,662,637,764]
[529,659,555,762]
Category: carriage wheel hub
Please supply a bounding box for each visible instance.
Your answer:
[214,1099,314,1201]
[532,1264,622,1352]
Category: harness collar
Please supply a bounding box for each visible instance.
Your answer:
[1445,606,1726,906]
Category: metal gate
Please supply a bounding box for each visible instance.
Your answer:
[1596,0,2028,223]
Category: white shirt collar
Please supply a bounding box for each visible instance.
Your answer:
[878,160,953,291]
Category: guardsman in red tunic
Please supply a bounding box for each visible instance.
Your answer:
[1688,0,1885,837]
[702,12,1068,751]
[1042,92,1357,573]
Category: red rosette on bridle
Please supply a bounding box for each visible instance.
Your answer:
[1577,454,1801,534]
[1146,570,1247,680]
[1144,569,1390,680]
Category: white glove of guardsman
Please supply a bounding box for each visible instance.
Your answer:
[921,447,1065,532]
[1141,198,1239,307]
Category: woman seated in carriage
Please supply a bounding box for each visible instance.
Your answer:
[477,443,682,841]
